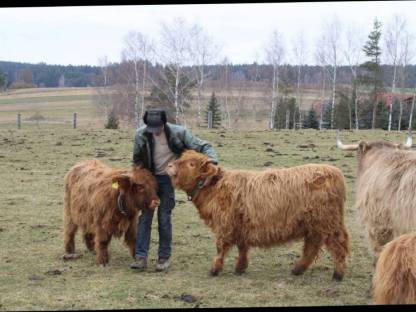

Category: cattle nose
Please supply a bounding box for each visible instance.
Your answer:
[166,163,176,176]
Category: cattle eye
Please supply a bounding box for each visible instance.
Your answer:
[133,183,145,191]
[189,161,196,168]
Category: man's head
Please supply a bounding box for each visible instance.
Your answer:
[143,109,167,135]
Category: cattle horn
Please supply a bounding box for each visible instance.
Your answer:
[336,130,359,151]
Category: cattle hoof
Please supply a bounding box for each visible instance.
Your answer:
[234,268,246,275]
[332,271,343,281]
[209,269,220,276]
[61,253,82,261]
[291,267,305,276]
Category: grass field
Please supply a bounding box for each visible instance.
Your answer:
[0,87,412,309]
[0,120,411,309]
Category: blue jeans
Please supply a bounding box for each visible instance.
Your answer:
[135,175,175,259]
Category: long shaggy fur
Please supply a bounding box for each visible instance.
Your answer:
[353,141,416,259]
[167,150,350,280]
[372,232,416,304]
[63,159,159,265]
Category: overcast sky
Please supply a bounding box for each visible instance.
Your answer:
[0,2,416,66]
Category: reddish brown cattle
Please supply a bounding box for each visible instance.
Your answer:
[166,150,350,281]
[63,159,159,266]
[372,232,416,304]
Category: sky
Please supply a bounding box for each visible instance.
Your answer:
[0,1,416,66]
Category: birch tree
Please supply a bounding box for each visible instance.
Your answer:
[344,25,365,130]
[150,18,197,125]
[397,30,414,131]
[121,31,153,127]
[220,56,231,128]
[315,33,331,130]
[385,14,406,131]
[292,31,307,129]
[190,25,219,127]
[265,30,285,129]
[322,16,342,129]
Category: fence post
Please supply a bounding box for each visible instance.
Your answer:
[17,113,21,129]
[285,110,290,129]
[207,111,213,129]
[73,112,77,129]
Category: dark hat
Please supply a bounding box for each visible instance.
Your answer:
[143,109,167,133]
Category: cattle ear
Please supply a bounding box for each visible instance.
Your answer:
[200,161,219,178]
[358,141,368,153]
[112,173,131,190]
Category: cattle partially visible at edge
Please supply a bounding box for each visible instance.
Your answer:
[166,150,350,281]
[336,130,414,261]
[63,159,160,266]
[372,232,416,304]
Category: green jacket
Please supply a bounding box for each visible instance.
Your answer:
[133,122,219,173]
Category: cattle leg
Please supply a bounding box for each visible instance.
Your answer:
[83,233,95,253]
[292,234,323,276]
[95,228,112,266]
[124,222,137,259]
[235,244,250,275]
[63,218,78,255]
[210,241,231,276]
[325,226,350,281]
[368,227,393,265]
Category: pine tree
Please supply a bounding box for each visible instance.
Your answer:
[105,108,119,129]
[0,70,6,91]
[360,18,384,129]
[303,105,319,129]
[205,92,222,128]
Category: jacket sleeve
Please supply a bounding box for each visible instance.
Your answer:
[132,131,144,165]
[182,129,219,164]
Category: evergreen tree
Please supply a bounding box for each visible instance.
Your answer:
[303,105,319,129]
[335,92,353,130]
[0,70,6,91]
[360,18,384,129]
[205,92,222,128]
[105,108,119,129]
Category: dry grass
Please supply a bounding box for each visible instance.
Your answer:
[0,122,411,309]
[0,87,411,309]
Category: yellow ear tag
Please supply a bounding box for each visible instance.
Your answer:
[112,182,119,189]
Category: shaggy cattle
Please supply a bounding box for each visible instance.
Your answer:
[166,150,350,280]
[336,130,414,260]
[372,232,416,304]
[63,159,160,266]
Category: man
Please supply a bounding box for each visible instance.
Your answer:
[130,109,219,272]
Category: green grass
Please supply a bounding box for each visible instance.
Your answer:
[0,124,411,309]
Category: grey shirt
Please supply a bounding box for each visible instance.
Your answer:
[153,131,178,175]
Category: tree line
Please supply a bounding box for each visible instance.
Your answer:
[1,14,416,131]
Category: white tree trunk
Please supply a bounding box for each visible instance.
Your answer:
[140,60,147,128]
[330,63,337,129]
[355,84,359,130]
[174,65,180,124]
[270,63,277,129]
[409,88,416,131]
[197,66,204,127]
[388,62,398,131]
[296,64,302,128]
[134,60,140,127]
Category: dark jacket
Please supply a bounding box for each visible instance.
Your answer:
[133,122,219,173]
